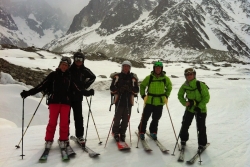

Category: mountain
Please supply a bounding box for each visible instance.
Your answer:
[0,7,28,47]
[0,0,70,48]
[44,0,250,62]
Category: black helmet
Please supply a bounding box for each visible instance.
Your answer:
[60,56,71,66]
[73,52,85,62]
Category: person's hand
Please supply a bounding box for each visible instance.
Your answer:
[165,96,168,105]
[188,99,196,107]
[20,90,29,99]
[88,89,94,96]
[141,95,146,100]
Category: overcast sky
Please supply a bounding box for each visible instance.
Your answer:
[44,0,91,20]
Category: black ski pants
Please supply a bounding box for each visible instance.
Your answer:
[180,110,207,146]
[138,104,163,134]
[112,105,131,135]
[71,101,84,138]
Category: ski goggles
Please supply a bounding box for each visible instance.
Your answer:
[74,57,84,62]
[154,61,163,67]
[60,57,71,65]
[184,68,195,75]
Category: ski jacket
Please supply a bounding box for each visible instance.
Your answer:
[140,71,172,106]
[178,79,210,113]
[110,72,139,107]
[69,63,96,101]
[28,69,71,105]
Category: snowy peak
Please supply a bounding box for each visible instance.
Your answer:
[44,0,250,62]
[0,0,70,48]
[0,7,18,30]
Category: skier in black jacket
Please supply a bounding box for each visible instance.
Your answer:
[69,52,96,145]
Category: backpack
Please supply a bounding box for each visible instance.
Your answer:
[109,72,138,111]
[196,80,209,94]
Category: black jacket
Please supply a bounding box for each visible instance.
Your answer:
[69,63,96,101]
[28,69,71,105]
[110,72,139,107]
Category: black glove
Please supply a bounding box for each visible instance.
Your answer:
[20,90,29,99]
[82,89,94,96]
[87,89,94,96]
[194,107,201,114]
[141,95,145,100]
[188,99,196,107]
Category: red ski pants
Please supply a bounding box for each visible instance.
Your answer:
[45,104,70,141]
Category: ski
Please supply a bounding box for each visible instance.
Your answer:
[39,148,50,162]
[177,145,185,162]
[112,133,130,150]
[58,141,69,161]
[135,131,152,152]
[186,143,210,165]
[66,145,76,156]
[145,131,169,152]
[116,141,130,150]
[70,136,100,157]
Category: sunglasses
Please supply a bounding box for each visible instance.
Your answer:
[74,57,84,62]
[184,68,195,74]
[61,57,71,65]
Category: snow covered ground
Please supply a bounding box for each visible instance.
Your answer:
[0,49,250,167]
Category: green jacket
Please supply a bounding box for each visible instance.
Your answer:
[178,79,210,113]
[140,71,172,106]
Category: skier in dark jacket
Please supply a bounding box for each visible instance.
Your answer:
[110,60,139,142]
[20,57,73,149]
[69,52,96,145]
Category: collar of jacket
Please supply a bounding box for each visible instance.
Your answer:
[150,70,166,77]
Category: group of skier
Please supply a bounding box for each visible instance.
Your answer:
[20,51,210,152]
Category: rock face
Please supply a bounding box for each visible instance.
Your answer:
[0,58,49,87]
[45,0,250,63]
[0,0,70,47]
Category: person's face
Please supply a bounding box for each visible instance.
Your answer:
[154,66,162,75]
[122,65,130,74]
[185,73,195,81]
[59,62,69,72]
[74,57,84,66]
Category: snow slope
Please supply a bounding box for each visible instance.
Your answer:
[0,49,250,167]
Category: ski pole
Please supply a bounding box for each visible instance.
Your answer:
[136,96,147,148]
[104,94,122,148]
[85,96,102,144]
[166,103,180,151]
[195,111,202,164]
[84,96,92,146]
[21,98,25,159]
[126,95,132,146]
[16,94,45,149]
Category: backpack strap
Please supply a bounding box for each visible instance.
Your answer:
[196,81,202,95]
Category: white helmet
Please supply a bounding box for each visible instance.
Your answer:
[122,60,132,67]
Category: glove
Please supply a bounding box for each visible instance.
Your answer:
[141,95,145,100]
[88,89,94,96]
[20,90,29,99]
[165,96,168,105]
[82,89,94,96]
[188,99,196,107]
[194,107,201,113]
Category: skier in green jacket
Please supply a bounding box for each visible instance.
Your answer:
[178,68,210,150]
[138,61,172,140]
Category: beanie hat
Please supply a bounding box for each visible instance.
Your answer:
[121,60,132,71]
